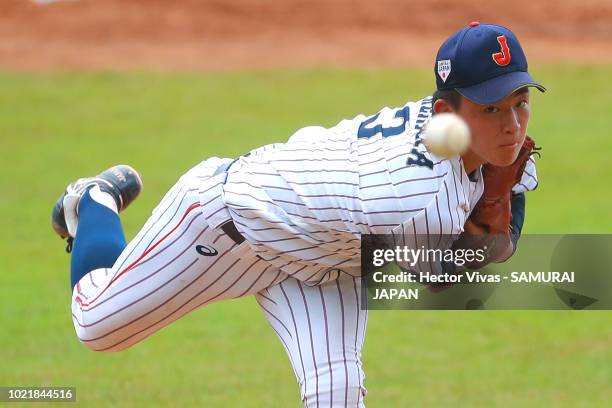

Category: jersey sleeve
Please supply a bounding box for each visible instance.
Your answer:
[512,155,538,193]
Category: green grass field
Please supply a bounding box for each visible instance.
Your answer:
[1,66,611,407]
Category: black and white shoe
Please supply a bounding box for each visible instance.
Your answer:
[51,165,143,251]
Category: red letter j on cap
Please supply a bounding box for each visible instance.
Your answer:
[492,35,511,66]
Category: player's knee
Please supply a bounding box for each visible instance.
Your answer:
[73,320,138,353]
[71,295,148,353]
[70,269,139,353]
[73,326,110,353]
[71,311,128,353]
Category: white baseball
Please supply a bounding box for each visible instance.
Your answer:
[423,113,471,158]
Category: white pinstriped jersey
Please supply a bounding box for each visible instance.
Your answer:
[67,96,537,406]
[222,97,538,285]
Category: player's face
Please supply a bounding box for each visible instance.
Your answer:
[456,88,531,167]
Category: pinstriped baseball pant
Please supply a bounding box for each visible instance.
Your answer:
[70,157,367,407]
[258,275,367,407]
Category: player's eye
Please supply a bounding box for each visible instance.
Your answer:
[484,106,499,113]
[517,100,529,108]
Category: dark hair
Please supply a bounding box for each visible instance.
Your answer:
[432,89,462,113]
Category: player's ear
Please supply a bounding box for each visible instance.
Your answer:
[433,98,454,114]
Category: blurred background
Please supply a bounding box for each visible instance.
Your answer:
[1,0,611,406]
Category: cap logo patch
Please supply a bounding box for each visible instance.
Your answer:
[492,35,511,66]
[437,59,451,82]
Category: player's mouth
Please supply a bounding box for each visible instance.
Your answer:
[498,141,521,149]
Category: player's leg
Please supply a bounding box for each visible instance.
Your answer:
[256,273,368,407]
[65,159,285,352]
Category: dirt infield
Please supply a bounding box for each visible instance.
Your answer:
[1,0,611,71]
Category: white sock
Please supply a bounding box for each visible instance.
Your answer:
[88,185,119,214]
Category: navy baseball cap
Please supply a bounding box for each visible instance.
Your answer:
[435,22,545,104]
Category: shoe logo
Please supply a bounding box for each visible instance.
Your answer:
[196,245,218,256]
[109,168,127,183]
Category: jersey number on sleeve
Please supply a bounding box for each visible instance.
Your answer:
[357,106,410,139]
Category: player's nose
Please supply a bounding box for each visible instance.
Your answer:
[501,108,521,136]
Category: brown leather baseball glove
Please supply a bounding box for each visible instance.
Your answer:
[454,136,537,269]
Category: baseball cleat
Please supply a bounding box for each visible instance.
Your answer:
[51,165,143,250]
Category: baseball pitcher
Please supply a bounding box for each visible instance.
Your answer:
[52,22,544,407]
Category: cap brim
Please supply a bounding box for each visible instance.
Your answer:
[456,71,546,105]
